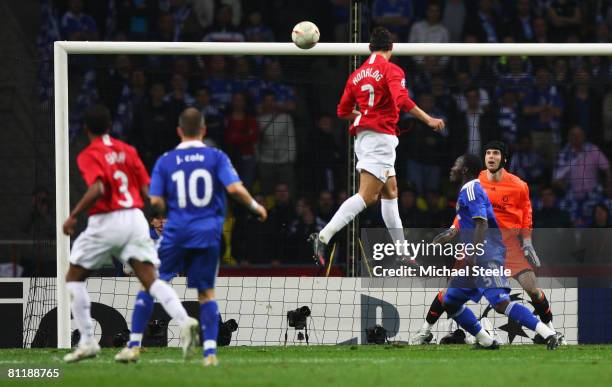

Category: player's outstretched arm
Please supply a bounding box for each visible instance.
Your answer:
[407,105,445,131]
[63,180,104,236]
[226,182,267,221]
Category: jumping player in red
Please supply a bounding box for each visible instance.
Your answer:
[62,105,199,362]
[310,27,444,262]
[412,141,560,345]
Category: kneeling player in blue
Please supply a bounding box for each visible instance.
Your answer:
[443,154,563,350]
[117,108,267,365]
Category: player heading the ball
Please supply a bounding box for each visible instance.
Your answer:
[62,105,199,363]
[309,26,445,265]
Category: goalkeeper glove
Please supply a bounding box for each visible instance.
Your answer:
[522,238,541,267]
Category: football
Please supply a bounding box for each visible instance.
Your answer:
[291,21,320,49]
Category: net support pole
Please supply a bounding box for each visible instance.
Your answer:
[54,42,71,349]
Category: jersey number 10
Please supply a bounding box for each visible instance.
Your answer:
[171,169,213,208]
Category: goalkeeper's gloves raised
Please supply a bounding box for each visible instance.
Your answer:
[522,238,541,267]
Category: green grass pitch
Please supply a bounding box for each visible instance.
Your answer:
[1,346,612,387]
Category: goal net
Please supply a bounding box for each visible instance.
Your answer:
[21,42,612,348]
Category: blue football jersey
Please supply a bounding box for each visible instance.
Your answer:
[150,141,240,248]
[456,179,505,256]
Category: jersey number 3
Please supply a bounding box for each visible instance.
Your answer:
[172,169,213,208]
[113,170,134,208]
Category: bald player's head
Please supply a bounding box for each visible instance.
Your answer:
[178,107,206,138]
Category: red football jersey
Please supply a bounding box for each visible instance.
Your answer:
[77,134,150,215]
[337,53,416,136]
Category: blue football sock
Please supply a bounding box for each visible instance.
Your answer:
[450,305,482,336]
[128,290,154,348]
[506,301,539,331]
[200,301,220,357]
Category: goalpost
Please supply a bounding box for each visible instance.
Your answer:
[54,41,612,349]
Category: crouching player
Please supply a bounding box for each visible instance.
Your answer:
[413,141,559,344]
[439,154,563,350]
[115,108,267,366]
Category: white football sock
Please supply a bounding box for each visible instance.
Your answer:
[66,281,94,345]
[149,280,189,327]
[535,322,556,339]
[319,194,366,244]
[381,198,408,251]
[475,328,494,347]
[421,321,434,332]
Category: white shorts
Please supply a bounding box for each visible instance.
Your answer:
[69,208,159,270]
[354,130,399,183]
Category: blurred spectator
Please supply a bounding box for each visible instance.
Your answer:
[266,183,297,264]
[509,133,545,188]
[401,92,448,194]
[317,191,336,223]
[465,0,501,43]
[533,186,573,227]
[256,91,297,195]
[413,56,445,94]
[112,68,149,139]
[554,126,611,199]
[202,4,245,42]
[154,12,178,41]
[422,190,454,228]
[167,0,202,41]
[533,16,550,43]
[591,203,611,227]
[244,11,275,42]
[398,188,426,228]
[201,56,235,110]
[563,69,603,141]
[61,0,98,41]
[442,0,466,42]
[552,57,571,96]
[258,60,297,113]
[547,0,582,42]
[224,92,259,189]
[585,56,610,97]
[523,67,563,152]
[453,71,490,113]
[307,114,344,194]
[164,73,196,107]
[117,0,158,40]
[100,55,133,117]
[191,0,215,30]
[194,87,223,146]
[497,56,534,101]
[372,0,413,39]
[20,187,55,276]
[231,194,269,265]
[409,2,449,65]
[451,87,499,156]
[131,82,185,169]
[509,0,535,42]
[495,88,520,145]
[289,198,326,263]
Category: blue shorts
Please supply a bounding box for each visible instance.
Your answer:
[444,287,510,307]
[158,242,220,291]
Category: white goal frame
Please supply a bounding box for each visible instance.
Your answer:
[54,41,612,348]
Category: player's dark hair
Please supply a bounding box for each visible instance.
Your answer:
[178,107,205,137]
[369,26,393,52]
[483,140,508,170]
[462,153,482,178]
[84,104,112,135]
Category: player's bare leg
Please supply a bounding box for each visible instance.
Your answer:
[198,289,219,367]
[129,259,200,359]
[64,265,101,363]
[311,171,383,264]
[515,270,563,343]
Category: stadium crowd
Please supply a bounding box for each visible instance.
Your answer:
[27,0,612,272]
